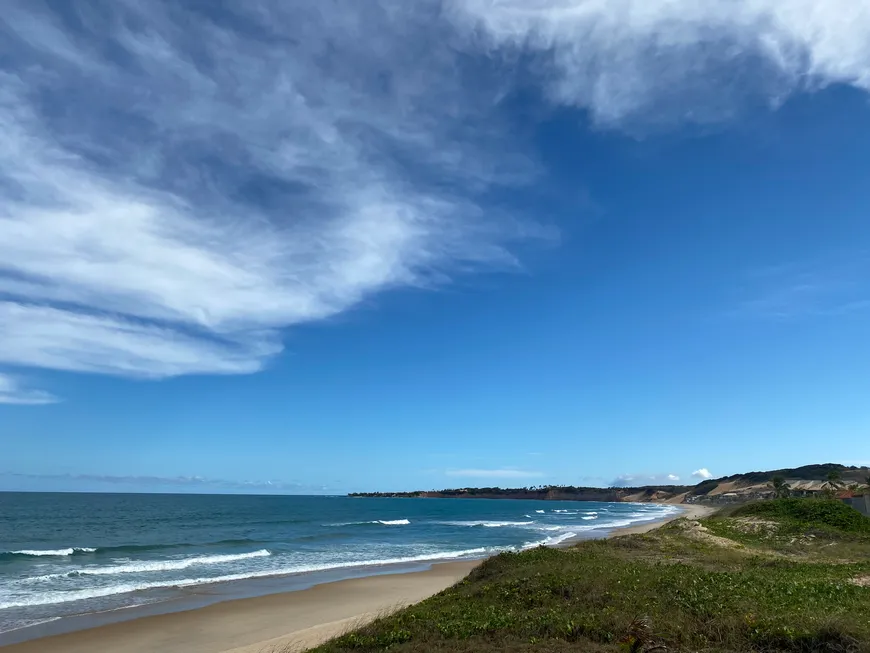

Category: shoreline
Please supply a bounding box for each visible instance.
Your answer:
[2,504,713,653]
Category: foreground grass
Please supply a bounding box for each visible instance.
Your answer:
[311,501,870,652]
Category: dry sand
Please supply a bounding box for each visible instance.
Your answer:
[4,504,713,653]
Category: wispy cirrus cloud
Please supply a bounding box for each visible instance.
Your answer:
[445,468,544,480]
[449,0,870,129]
[732,255,870,319]
[0,372,58,405]
[0,1,541,396]
[4,1,870,402]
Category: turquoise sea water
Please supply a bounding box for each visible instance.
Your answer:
[0,492,679,640]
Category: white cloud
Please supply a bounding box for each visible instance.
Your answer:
[611,473,684,487]
[5,1,870,401]
[0,373,58,405]
[692,468,714,479]
[0,303,279,377]
[0,1,540,395]
[446,468,544,479]
[449,0,870,128]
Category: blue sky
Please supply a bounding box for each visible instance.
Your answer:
[2,1,870,494]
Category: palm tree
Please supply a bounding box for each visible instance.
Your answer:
[769,475,791,499]
[822,470,843,497]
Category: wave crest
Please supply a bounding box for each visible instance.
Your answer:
[522,531,578,549]
[22,550,272,583]
[1,547,96,558]
[0,540,268,561]
[328,519,410,526]
[0,547,495,610]
[439,520,534,528]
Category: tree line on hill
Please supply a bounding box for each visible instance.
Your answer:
[349,464,870,500]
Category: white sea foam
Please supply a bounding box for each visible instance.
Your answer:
[439,520,534,528]
[543,531,578,546]
[535,510,545,514]
[0,616,61,635]
[522,531,578,549]
[532,508,675,535]
[570,513,670,532]
[0,548,496,610]
[21,550,271,582]
[329,519,410,526]
[6,548,96,557]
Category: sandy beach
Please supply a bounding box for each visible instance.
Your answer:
[3,505,713,653]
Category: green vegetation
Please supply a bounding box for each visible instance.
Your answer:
[728,463,862,485]
[689,478,720,496]
[734,498,870,535]
[349,464,870,504]
[769,475,792,499]
[704,500,870,562]
[312,500,870,653]
[822,470,845,497]
[349,485,689,502]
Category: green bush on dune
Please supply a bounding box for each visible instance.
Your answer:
[734,498,870,534]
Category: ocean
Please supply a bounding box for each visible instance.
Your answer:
[0,492,679,642]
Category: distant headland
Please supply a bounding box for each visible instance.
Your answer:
[349,463,870,506]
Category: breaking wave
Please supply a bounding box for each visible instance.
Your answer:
[439,520,535,528]
[22,550,271,582]
[1,548,96,559]
[0,547,494,610]
[329,519,410,526]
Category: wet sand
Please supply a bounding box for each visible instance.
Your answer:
[3,561,479,653]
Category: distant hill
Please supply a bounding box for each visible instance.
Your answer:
[348,485,688,503]
[717,463,867,485]
[349,463,870,504]
[686,463,870,502]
